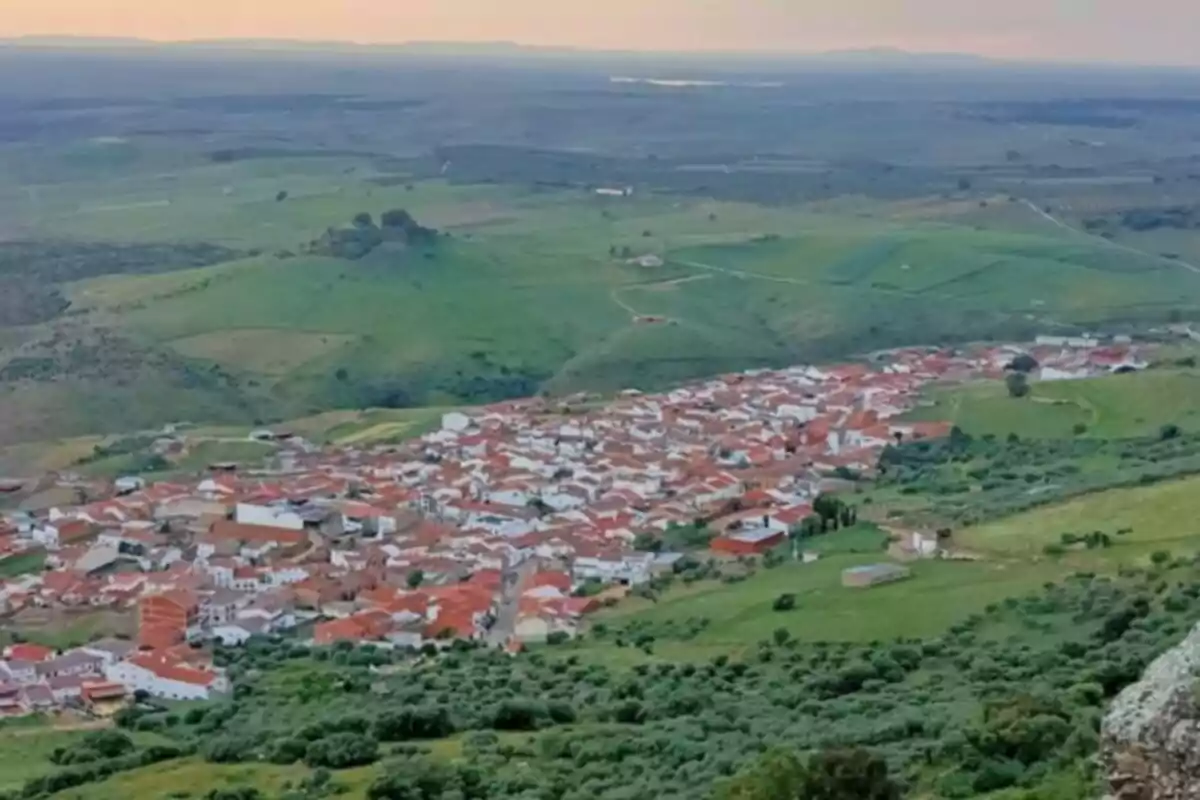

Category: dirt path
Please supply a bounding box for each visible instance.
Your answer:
[675,258,818,288]
[607,274,711,322]
[3,718,111,737]
[1020,199,1200,276]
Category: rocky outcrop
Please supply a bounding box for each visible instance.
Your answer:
[1101,623,1200,799]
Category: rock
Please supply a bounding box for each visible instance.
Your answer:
[1101,622,1200,799]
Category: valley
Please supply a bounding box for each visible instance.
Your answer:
[5,45,1200,800]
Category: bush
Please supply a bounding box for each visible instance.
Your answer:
[773,593,797,612]
[303,733,379,769]
[374,706,456,742]
[203,736,255,764]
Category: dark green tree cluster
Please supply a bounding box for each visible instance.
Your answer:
[310,209,439,260]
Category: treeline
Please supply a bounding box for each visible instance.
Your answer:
[0,240,246,283]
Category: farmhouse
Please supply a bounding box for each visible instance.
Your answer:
[841,563,912,589]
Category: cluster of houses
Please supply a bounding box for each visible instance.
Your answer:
[0,336,1147,715]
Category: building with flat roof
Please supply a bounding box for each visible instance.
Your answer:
[841,563,911,589]
[712,524,786,556]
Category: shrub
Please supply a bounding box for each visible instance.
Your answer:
[303,733,379,769]
[773,593,797,612]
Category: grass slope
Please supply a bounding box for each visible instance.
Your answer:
[906,370,1200,439]
[0,723,166,795]
[574,553,1068,664]
[958,473,1200,562]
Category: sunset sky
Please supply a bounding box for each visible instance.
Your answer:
[2,0,1198,65]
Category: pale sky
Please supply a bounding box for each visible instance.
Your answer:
[2,0,1199,65]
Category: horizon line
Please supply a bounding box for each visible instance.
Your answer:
[3,34,1198,70]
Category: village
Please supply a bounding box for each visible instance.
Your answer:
[0,336,1149,717]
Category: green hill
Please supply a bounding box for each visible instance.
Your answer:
[4,173,1200,443]
[904,369,1200,439]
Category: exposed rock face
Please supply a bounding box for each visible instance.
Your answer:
[1101,623,1200,799]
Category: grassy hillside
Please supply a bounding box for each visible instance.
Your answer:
[573,553,1067,664]
[0,722,167,795]
[905,369,1200,439]
[957,473,1200,562]
[3,165,1200,443]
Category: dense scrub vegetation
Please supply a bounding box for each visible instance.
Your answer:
[0,240,245,285]
[8,562,1195,799]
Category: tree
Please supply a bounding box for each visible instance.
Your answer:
[203,735,254,764]
[812,494,854,531]
[772,594,797,612]
[353,211,375,228]
[1006,353,1039,374]
[1005,372,1030,399]
[275,190,288,202]
[715,748,807,800]
[716,747,899,800]
[793,515,824,540]
[1161,423,1181,441]
[633,531,663,553]
[802,748,901,800]
[406,569,425,589]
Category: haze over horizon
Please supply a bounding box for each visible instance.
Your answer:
[1,0,1199,66]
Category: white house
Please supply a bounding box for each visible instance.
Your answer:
[113,476,145,495]
[262,565,310,587]
[572,553,654,586]
[235,503,304,531]
[1039,366,1091,382]
[105,655,228,701]
[1036,335,1099,349]
[441,412,472,433]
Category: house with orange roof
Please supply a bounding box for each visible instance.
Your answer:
[30,520,95,551]
[313,609,394,645]
[105,652,228,701]
[4,644,53,663]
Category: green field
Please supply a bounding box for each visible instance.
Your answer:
[171,440,276,471]
[0,550,46,578]
[0,723,167,795]
[905,369,1200,439]
[958,473,1200,562]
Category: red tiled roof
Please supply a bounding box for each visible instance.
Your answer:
[524,571,571,593]
[210,520,306,546]
[6,644,53,662]
[129,653,219,687]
